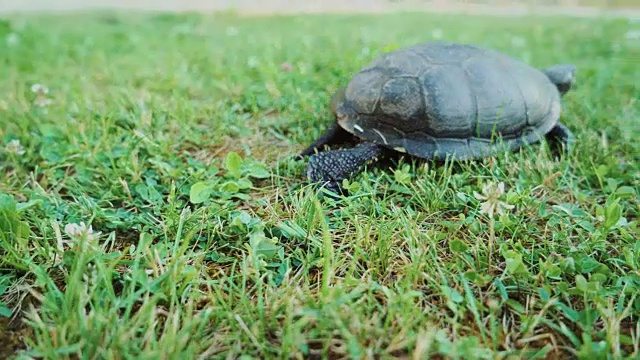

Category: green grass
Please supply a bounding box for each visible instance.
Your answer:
[0,9,638,359]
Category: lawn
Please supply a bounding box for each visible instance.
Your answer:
[0,9,638,359]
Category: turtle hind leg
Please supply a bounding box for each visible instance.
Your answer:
[542,64,576,96]
[297,122,354,159]
[306,142,384,197]
[545,123,575,158]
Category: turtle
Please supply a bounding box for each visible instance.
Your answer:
[299,41,576,196]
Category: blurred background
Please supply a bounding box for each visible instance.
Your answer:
[1,0,639,15]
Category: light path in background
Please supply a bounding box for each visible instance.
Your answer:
[0,0,639,18]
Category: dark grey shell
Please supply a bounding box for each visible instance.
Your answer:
[335,41,562,160]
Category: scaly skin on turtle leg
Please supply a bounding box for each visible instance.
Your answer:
[546,122,575,157]
[306,142,384,197]
[542,64,576,96]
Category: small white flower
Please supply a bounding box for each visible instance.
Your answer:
[226,26,239,36]
[431,28,443,39]
[280,62,293,72]
[31,83,49,94]
[82,263,99,285]
[6,32,19,46]
[473,181,515,218]
[511,36,526,48]
[64,222,101,243]
[5,139,25,156]
[247,56,260,68]
[625,30,640,40]
[34,98,52,107]
[30,83,52,107]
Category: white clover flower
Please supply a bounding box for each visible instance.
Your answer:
[226,26,239,36]
[6,32,19,46]
[473,181,515,218]
[34,98,52,107]
[30,83,49,94]
[625,30,640,40]
[30,83,52,107]
[511,36,526,48]
[247,56,260,68]
[64,222,101,243]
[82,263,99,286]
[5,139,25,156]
[280,62,293,72]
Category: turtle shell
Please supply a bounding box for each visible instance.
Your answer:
[335,41,562,160]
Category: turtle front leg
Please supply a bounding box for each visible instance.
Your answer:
[298,123,354,158]
[545,122,575,158]
[307,142,384,197]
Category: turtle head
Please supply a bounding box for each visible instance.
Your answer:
[330,86,347,119]
[542,64,576,96]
